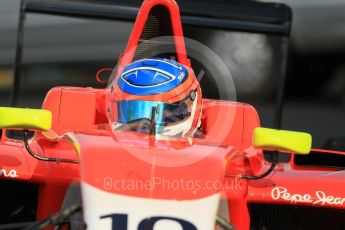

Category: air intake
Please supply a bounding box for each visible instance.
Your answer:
[249,203,345,230]
[294,151,345,168]
[134,5,176,60]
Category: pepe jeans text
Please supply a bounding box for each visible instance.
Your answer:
[271,186,345,206]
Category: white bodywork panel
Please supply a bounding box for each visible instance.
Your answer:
[82,182,220,230]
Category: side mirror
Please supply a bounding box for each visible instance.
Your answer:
[0,107,52,131]
[253,127,312,154]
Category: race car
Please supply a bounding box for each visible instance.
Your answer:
[1,0,345,230]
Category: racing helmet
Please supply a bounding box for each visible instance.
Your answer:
[109,58,202,137]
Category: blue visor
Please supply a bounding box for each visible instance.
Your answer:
[117,100,190,126]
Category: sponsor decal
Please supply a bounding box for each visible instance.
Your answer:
[0,169,18,178]
[271,186,345,206]
[178,72,185,81]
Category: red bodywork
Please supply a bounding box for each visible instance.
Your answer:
[1,0,345,229]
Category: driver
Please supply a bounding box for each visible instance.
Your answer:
[109,58,202,137]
